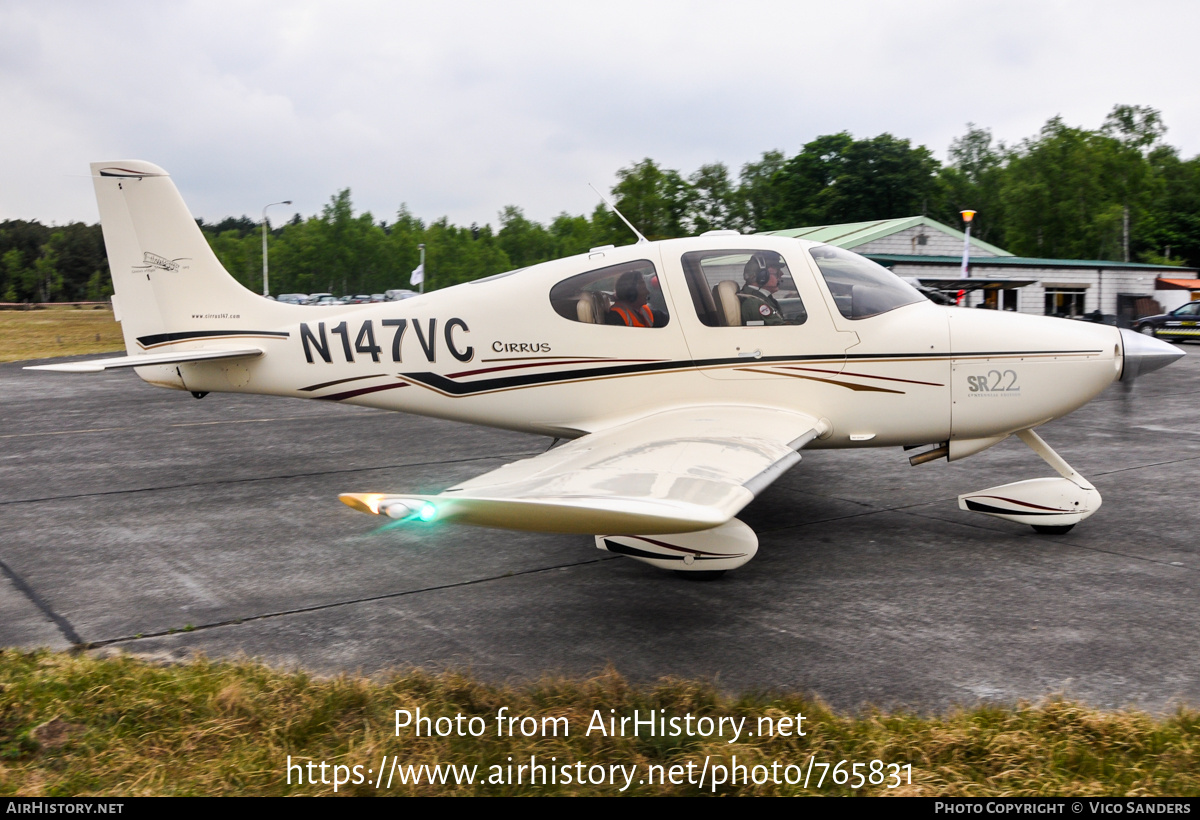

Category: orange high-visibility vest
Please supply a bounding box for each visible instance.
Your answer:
[611,304,653,327]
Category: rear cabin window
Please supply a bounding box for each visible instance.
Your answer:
[549,260,668,328]
[681,250,808,327]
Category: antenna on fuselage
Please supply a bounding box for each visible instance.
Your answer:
[589,183,648,244]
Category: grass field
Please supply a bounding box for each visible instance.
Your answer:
[0,651,1196,797]
[0,307,123,363]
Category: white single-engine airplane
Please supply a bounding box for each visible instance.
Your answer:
[28,161,1185,577]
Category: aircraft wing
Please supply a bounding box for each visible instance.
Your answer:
[23,347,264,373]
[341,405,828,534]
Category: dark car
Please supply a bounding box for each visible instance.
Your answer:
[1133,301,1200,343]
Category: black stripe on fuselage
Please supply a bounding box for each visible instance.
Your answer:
[404,358,696,395]
[137,330,291,348]
[396,349,1100,398]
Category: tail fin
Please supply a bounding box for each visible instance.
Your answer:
[91,161,291,361]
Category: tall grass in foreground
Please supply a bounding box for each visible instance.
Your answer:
[0,651,1196,796]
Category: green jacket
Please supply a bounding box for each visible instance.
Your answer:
[740,286,784,326]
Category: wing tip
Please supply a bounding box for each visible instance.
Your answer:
[340,493,384,515]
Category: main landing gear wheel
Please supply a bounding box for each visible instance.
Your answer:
[1032,524,1075,535]
[674,569,727,581]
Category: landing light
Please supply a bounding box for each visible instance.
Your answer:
[377,498,438,522]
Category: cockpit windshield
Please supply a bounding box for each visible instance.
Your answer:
[808,245,924,319]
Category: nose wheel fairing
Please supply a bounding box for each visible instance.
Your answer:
[958,428,1101,533]
[959,477,1101,529]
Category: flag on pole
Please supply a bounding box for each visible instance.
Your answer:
[410,263,424,286]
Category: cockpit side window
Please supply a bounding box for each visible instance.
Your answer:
[681,250,808,327]
[549,260,668,328]
[808,245,924,319]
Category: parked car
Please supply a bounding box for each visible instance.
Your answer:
[1133,301,1200,343]
[276,293,308,305]
[385,289,417,301]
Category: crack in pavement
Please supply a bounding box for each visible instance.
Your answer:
[0,450,545,507]
[84,554,617,650]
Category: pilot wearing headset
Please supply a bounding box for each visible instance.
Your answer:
[739,253,786,326]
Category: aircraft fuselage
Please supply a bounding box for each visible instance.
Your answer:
[145,237,1121,452]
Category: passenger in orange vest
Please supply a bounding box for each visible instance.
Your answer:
[607,271,656,327]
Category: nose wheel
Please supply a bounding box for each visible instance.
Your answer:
[674,570,727,581]
[1032,524,1075,535]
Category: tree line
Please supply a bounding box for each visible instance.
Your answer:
[4,104,1198,304]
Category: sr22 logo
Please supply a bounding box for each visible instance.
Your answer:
[967,370,1020,393]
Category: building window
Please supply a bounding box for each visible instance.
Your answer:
[1044,288,1086,318]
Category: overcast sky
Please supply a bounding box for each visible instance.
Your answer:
[2,0,1197,229]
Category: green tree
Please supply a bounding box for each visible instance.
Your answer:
[207,230,260,292]
[1140,146,1200,267]
[999,112,1162,261]
[496,206,557,269]
[609,159,691,241]
[1101,104,1167,261]
[421,218,510,289]
[32,239,62,302]
[384,204,426,291]
[766,133,855,228]
[768,133,940,228]
[686,162,739,234]
[549,212,600,258]
[1,248,26,302]
[736,150,787,232]
[936,124,1007,246]
[832,133,939,222]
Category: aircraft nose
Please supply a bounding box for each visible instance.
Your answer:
[1119,328,1186,381]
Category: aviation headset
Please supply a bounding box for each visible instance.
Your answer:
[744,254,783,287]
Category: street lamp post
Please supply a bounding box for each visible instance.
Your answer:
[262,200,292,297]
[960,209,976,280]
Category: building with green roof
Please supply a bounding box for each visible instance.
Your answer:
[762,216,1197,321]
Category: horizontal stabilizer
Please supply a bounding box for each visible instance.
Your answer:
[24,347,263,373]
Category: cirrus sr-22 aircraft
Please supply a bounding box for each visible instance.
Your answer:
[27,161,1185,577]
